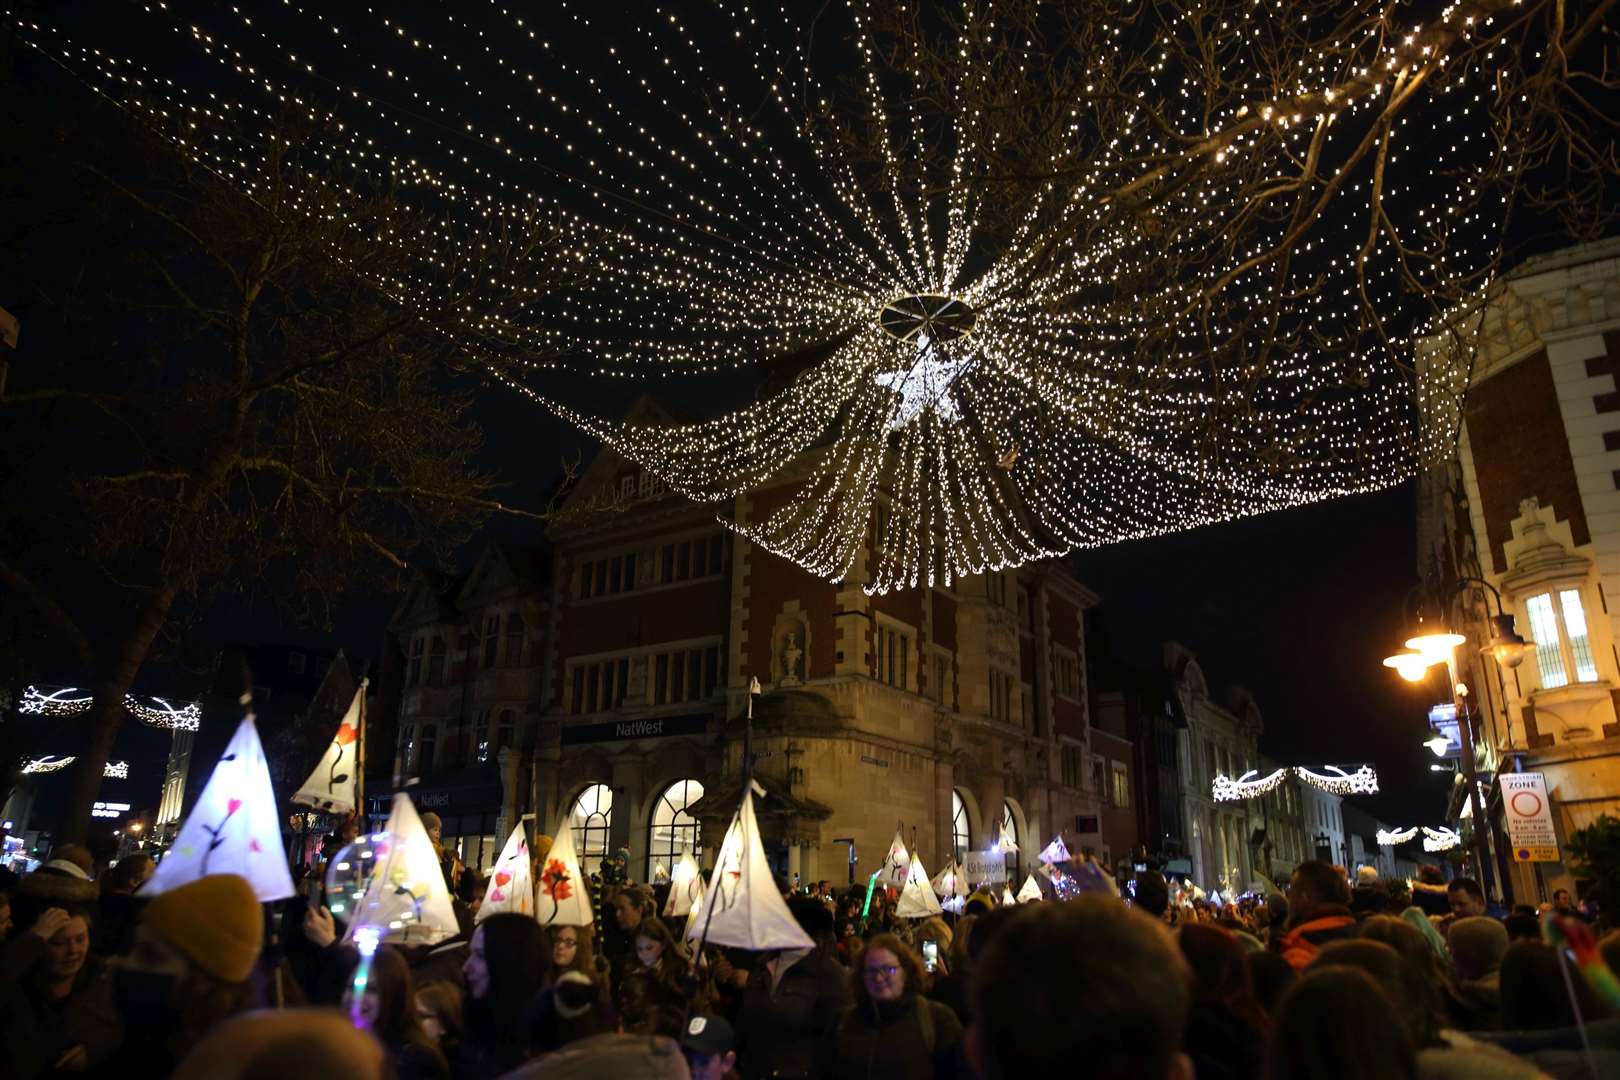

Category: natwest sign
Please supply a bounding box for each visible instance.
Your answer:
[561,713,709,746]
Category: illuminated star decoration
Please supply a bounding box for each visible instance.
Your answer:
[10,1,1548,592]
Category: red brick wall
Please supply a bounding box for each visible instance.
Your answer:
[745,544,839,679]
[1467,350,1590,568]
[1047,595,1081,650]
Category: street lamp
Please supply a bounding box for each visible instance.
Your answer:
[1424,735,1451,757]
[1383,579,1497,902]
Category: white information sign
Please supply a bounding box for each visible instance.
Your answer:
[1502,772,1560,863]
[962,851,1010,884]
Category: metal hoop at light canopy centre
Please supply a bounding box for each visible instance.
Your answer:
[878,295,977,344]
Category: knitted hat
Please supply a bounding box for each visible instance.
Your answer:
[18,865,98,907]
[142,874,263,983]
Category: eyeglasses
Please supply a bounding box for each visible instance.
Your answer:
[864,964,900,978]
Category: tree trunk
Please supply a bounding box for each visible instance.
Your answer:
[59,584,178,845]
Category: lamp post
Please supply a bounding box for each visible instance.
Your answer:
[1382,575,1529,903]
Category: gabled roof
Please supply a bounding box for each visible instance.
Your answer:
[387,569,467,633]
[456,542,549,609]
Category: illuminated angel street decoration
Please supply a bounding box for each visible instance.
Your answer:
[1422,827,1463,852]
[20,686,200,731]
[21,756,129,779]
[16,0,1610,591]
[1213,765,1379,803]
[1372,826,1460,852]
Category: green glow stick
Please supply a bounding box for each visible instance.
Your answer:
[861,869,882,921]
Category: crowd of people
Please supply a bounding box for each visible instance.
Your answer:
[3,834,1620,1079]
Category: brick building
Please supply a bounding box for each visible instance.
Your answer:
[377,396,1125,887]
[1416,236,1620,903]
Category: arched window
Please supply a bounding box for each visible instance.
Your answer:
[1002,801,1019,878]
[648,779,704,881]
[419,724,438,775]
[398,723,415,776]
[951,790,971,860]
[569,783,613,868]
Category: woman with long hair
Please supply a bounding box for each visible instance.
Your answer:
[629,916,690,988]
[414,980,464,1063]
[1177,924,1267,1080]
[816,933,963,1079]
[343,946,449,1080]
[457,913,550,1078]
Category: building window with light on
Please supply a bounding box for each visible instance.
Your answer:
[1112,762,1130,809]
[1524,589,1600,689]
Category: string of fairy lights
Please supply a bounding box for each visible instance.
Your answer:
[6,0,1539,590]
[1212,765,1381,802]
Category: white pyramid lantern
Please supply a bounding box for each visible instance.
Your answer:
[879,829,911,888]
[664,848,704,919]
[342,793,459,945]
[1038,834,1071,866]
[537,815,594,927]
[895,854,944,919]
[1001,885,1017,906]
[994,818,1019,854]
[652,862,670,885]
[291,683,364,815]
[1017,874,1044,903]
[476,824,534,924]
[144,716,294,902]
[931,859,966,902]
[686,784,812,952]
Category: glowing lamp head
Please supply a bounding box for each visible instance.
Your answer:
[1483,613,1532,669]
[1424,734,1451,757]
[1404,628,1466,661]
[1383,648,1439,682]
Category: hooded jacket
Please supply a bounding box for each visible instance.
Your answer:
[1276,905,1358,971]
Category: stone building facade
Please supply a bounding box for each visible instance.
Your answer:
[381,545,549,871]
[1416,237,1620,904]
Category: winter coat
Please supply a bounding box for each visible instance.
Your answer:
[392,1037,452,1080]
[737,950,850,1080]
[1275,906,1358,971]
[815,993,963,1080]
[1412,882,1452,918]
[1181,1000,1264,1080]
[1446,972,1501,1032]
[498,1032,690,1080]
[0,934,124,1079]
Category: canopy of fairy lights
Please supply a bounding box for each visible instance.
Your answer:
[12,0,1545,590]
[1213,765,1380,802]
[20,685,201,732]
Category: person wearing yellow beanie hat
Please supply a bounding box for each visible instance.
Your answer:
[105,874,264,1075]
[141,873,264,983]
